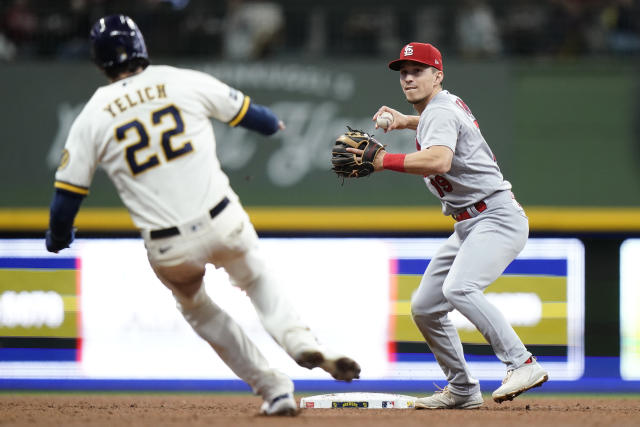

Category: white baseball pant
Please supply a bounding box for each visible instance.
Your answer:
[141,193,317,401]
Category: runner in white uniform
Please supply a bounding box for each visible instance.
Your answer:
[357,42,548,409]
[45,14,360,417]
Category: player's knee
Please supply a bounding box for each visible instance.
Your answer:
[154,263,205,298]
[174,283,209,311]
[442,285,457,302]
[442,281,476,305]
[174,287,226,338]
[174,280,205,301]
[229,267,262,292]
[410,296,439,320]
[225,251,266,292]
[411,309,446,331]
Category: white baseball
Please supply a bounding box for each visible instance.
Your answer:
[376,112,394,129]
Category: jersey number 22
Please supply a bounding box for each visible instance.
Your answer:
[115,104,193,175]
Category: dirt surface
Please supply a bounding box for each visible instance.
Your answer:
[1,394,639,427]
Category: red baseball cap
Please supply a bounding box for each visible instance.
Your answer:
[388,42,443,71]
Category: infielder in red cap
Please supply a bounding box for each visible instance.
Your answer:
[353,42,549,409]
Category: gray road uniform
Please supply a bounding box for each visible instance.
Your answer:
[410,90,532,396]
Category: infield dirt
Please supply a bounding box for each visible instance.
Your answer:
[1,394,639,426]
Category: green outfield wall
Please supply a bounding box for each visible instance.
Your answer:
[0,58,635,356]
[1,59,638,218]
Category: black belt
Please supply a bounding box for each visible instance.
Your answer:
[149,197,230,240]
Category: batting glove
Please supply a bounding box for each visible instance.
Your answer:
[45,228,75,253]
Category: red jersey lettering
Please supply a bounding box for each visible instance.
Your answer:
[455,98,479,128]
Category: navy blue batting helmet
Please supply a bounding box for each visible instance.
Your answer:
[90,14,149,69]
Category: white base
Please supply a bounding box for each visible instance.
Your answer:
[300,392,417,409]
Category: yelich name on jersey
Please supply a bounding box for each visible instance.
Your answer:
[103,84,167,118]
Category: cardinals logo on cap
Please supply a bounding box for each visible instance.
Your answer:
[389,42,443,71]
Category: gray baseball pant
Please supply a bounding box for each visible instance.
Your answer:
[411,190,532,396]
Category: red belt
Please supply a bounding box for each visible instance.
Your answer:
[452,201,487,222]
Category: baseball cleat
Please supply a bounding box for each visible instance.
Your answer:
[295,350,325,370]
[295,350,361,382]
[260,393,298,416]
[321,356,361,382]
[492,356,549,403]
[415,385,483,410]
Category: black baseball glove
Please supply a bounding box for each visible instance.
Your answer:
[331,127,385,178]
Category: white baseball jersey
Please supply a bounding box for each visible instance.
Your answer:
[417,90,511,215]
[55,65,249,230]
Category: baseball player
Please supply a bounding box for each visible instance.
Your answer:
[45,14,360,416]
[355,42,548,409]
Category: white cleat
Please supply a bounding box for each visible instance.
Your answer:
[260,393,298,416]
[492,356,549,403]
[295,350,361,382]
[415,385,484,410]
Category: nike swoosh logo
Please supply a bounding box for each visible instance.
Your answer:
[158,246,171,254]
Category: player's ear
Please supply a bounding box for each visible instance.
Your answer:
[435,70,443,85]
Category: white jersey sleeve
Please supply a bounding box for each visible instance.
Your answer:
[417,106,458,153]
[53,106,99,196]
[54,65,248,229]
[417,90,511,215]
[178,68,249,125]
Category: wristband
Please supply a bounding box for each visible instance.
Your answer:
[382,153,406,172]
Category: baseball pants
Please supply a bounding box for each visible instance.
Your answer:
[411,190,532,396]
[141,193,316,401]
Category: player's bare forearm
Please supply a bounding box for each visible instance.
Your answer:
[374,145,452,175]
[404,147,452,174]
[403,116,420,130]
